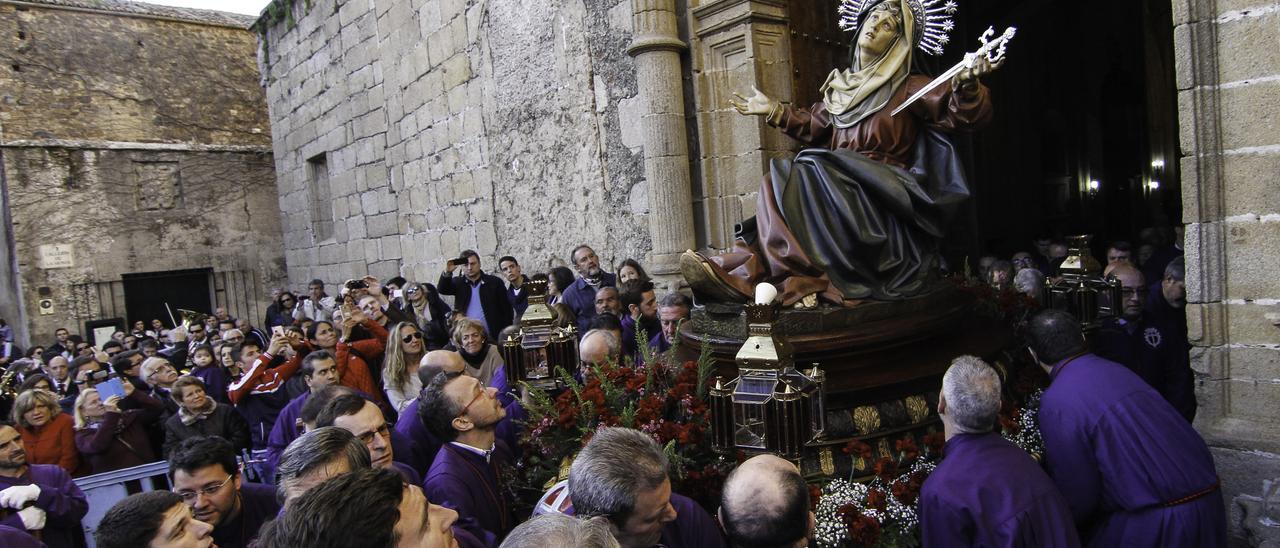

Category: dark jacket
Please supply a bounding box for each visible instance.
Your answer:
[506,276,531,319]
[562,272,618,335]
[437,273,514,338]
[398,284,453,350]
[74,390,165,474]
[163,403,252,456]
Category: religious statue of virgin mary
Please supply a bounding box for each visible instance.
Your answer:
[681,0,1004,306]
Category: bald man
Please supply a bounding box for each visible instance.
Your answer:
[719,455,812,548]
[579,329,621,367]
[1094,263,1196,421]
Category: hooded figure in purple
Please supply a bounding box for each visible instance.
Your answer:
[918,355,1079,547]
[1027,309,1225,546]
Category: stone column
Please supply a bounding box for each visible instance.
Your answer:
[628,0,696,282]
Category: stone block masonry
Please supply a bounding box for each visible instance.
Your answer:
[258,0,650,291]
[0,0,285,346]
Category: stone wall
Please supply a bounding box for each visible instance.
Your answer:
[259,0,648,289]
[1174,0,1280,543]
[0,0,282,346]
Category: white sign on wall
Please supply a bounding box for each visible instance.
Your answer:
[39,244,74,269]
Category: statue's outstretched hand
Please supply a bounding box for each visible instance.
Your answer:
[729,86,777,117]
[952,54,1004,96]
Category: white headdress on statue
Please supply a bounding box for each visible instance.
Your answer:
[820,0,958,127]
[838,0,958,56]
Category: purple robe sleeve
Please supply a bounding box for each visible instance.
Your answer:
[11,467,88,530]
[0,525,45,548]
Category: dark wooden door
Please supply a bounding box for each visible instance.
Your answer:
[122,268,212,330]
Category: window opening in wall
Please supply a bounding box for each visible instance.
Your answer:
[308,153,333,242]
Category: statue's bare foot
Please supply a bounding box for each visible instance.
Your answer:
[680,250,750,304]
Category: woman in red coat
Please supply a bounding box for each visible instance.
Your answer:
[11,388,81,475]
[73,380,165,474]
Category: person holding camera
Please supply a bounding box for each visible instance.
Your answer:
[72,378,165,474]
[437,250,514,340]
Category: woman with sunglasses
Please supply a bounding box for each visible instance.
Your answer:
[264,291,299,329]
[398,282,451,351]
[382,321,426,412]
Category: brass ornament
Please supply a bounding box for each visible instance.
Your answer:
[904,396,930,423]
[852,406,881,435]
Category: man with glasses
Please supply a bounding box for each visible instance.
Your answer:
[314,392,421,484]
[1095,262,1196,422]
[168,436,279,548]
[419,372,515,545]
[0,422,89,548]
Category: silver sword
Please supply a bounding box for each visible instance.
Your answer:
[891,26,1017,117]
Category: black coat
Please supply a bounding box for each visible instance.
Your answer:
[163,403,252,456]
[437,273,514,339]
[398,284,453,350]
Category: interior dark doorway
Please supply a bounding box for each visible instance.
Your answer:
[122,268,213,329]
[787,0,1181,262]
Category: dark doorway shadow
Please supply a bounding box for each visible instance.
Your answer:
[122,268,213,328]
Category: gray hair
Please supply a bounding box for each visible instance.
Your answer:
[1164,256,1185,282]
[569,427,669,528]
[657,292,691,310]
[275,426,371,503]
[139,356,170,379]
[500,514,620,548]
[1013,268,1044,296]
[940,355,1001,435]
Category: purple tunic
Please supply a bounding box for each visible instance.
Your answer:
[919,432,1080,547]
[564,492,725,548]
[423,442,516,546]
[659,493,727,548]
[262,391,311,482]
[0,464,87,548]
[1038,353,1225,546]
[0,524,44,548]
[212,481,280,548]
[395,398,443,467]
[190,365,232,404]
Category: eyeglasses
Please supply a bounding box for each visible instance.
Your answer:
[175,474,234,503]
[146,365,176,379]
[457,389,487,418]
[401,332,423,343]
[406,287,420,295]
[356,423,392,445]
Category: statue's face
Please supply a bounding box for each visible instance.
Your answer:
[857,4,901,60]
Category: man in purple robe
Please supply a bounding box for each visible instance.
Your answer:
[169,436,279,548]
[420,372,516,546]
[315,393,422,485]
[649,293,691,355]
[719,454,812,547]
[0,423,87,548]
[918,355,1080,547]
[569,427,726,548]
[619,279,660,361]
[262,350,341,481]
[1028,310,1225,546]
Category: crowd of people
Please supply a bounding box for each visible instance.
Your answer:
[0,230,1223,547]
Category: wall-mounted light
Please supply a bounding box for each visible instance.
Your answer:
[1088,179,1100,192]
[1148,180,1160,191]
[1151,159,1165,170]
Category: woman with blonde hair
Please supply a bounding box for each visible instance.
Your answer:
[12,388,81,475]
[382,321,426,412]
[73,381,165,474]
[449,317,504,385]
